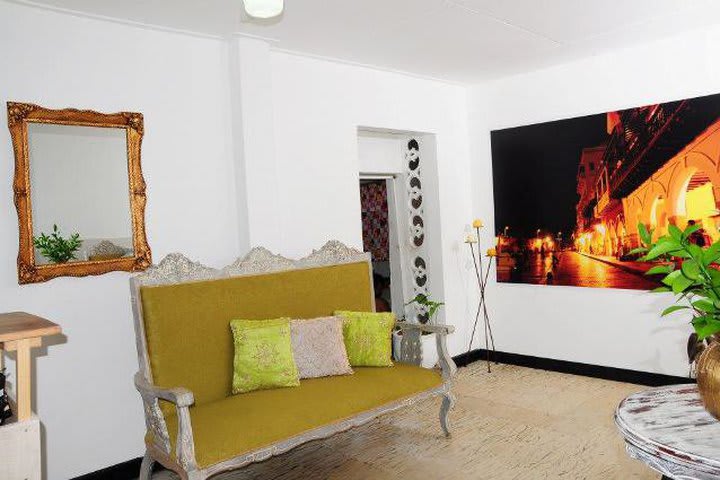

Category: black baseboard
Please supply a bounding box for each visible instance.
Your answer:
[71,456,164,480]
[453,349,694,387]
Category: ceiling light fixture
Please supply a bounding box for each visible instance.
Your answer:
[243,0,284,19]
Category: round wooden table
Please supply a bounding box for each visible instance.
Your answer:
[615,384,720,480]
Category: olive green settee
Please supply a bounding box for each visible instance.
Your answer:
[130,241,456,480]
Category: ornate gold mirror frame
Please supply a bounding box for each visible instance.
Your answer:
[7,102,152,284]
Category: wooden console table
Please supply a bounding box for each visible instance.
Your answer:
[615,384,720,480]
[0,312,61,421]
[0,312,61,480]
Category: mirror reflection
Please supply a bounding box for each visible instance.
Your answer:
[27,123,134,265]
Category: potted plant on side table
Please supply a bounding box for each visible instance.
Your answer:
[633,222,720,418]
[393,293,444,368]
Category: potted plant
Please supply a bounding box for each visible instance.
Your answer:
[393,293,444,368]
[633,222,720,417]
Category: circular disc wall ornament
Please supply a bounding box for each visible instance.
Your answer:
[408,176,423,210]
[411,194,423,210]
[411,216,425,247]
[406,139,420,171]
[406,138,425,249]
[413,256,427,287]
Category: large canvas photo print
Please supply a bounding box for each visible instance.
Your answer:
[491,92,720,289]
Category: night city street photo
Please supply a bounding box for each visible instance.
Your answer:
[491,92,720,289]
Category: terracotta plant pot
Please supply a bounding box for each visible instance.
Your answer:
[696,341,720,419]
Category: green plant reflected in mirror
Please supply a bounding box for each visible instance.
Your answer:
[33,224,82,264]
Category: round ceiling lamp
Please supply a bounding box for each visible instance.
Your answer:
[243,0,284,19]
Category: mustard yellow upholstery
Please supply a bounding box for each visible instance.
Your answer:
[140,262,373,412]
[162,364,442,468]
[139,260,445,470]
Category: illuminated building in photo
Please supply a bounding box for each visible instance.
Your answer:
[575,97,720,257]
[575,145,606,254]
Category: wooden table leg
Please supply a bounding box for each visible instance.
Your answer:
[15,338,31,421]
[1,337,41,422]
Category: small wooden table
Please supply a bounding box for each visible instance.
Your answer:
[615,384,720,480]
[0,312,61,421]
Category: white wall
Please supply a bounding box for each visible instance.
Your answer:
[357,130,405,173]
[0,3,474,478]
[468,25,720,377]
[268,52,474,355]
[0,3,237,478]
[229,37,283,253]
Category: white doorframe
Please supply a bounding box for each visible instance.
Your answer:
[359,173,407,318]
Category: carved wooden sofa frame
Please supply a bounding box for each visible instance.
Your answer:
[130,241,456,480]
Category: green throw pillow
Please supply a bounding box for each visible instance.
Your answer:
[230,318,300,394]
[334,311,395,367]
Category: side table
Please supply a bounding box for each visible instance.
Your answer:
[615,384,720,480]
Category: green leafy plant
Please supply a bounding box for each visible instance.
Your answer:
[33,224,82,264]
[633,222,720,342]
[405,293,444,323]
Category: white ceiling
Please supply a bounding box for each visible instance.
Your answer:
[12,0,720,83]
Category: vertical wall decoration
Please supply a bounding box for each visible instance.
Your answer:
[405,138,431,324]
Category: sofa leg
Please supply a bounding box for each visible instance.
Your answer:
[139,451,155,480]
[439,391,456,437]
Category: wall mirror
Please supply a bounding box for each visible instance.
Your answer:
[7,102,151,284]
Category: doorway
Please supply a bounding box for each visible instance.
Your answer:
[359,176,405,317]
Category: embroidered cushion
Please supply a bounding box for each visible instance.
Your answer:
[230,318,300,394]
[290,316,353,379]
[334,311,395,367]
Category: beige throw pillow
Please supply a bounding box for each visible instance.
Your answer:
[290,316,353,379]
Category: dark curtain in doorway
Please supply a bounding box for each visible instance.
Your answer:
[360,181,389,262]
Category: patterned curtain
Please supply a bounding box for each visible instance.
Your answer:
[360,181,389,262]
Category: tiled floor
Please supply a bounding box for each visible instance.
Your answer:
[150,362,658,479]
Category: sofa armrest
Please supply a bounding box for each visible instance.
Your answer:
[396,322,455,335]
[395,322,457,381]
[135,372,195,407]
[134,372,198,470]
